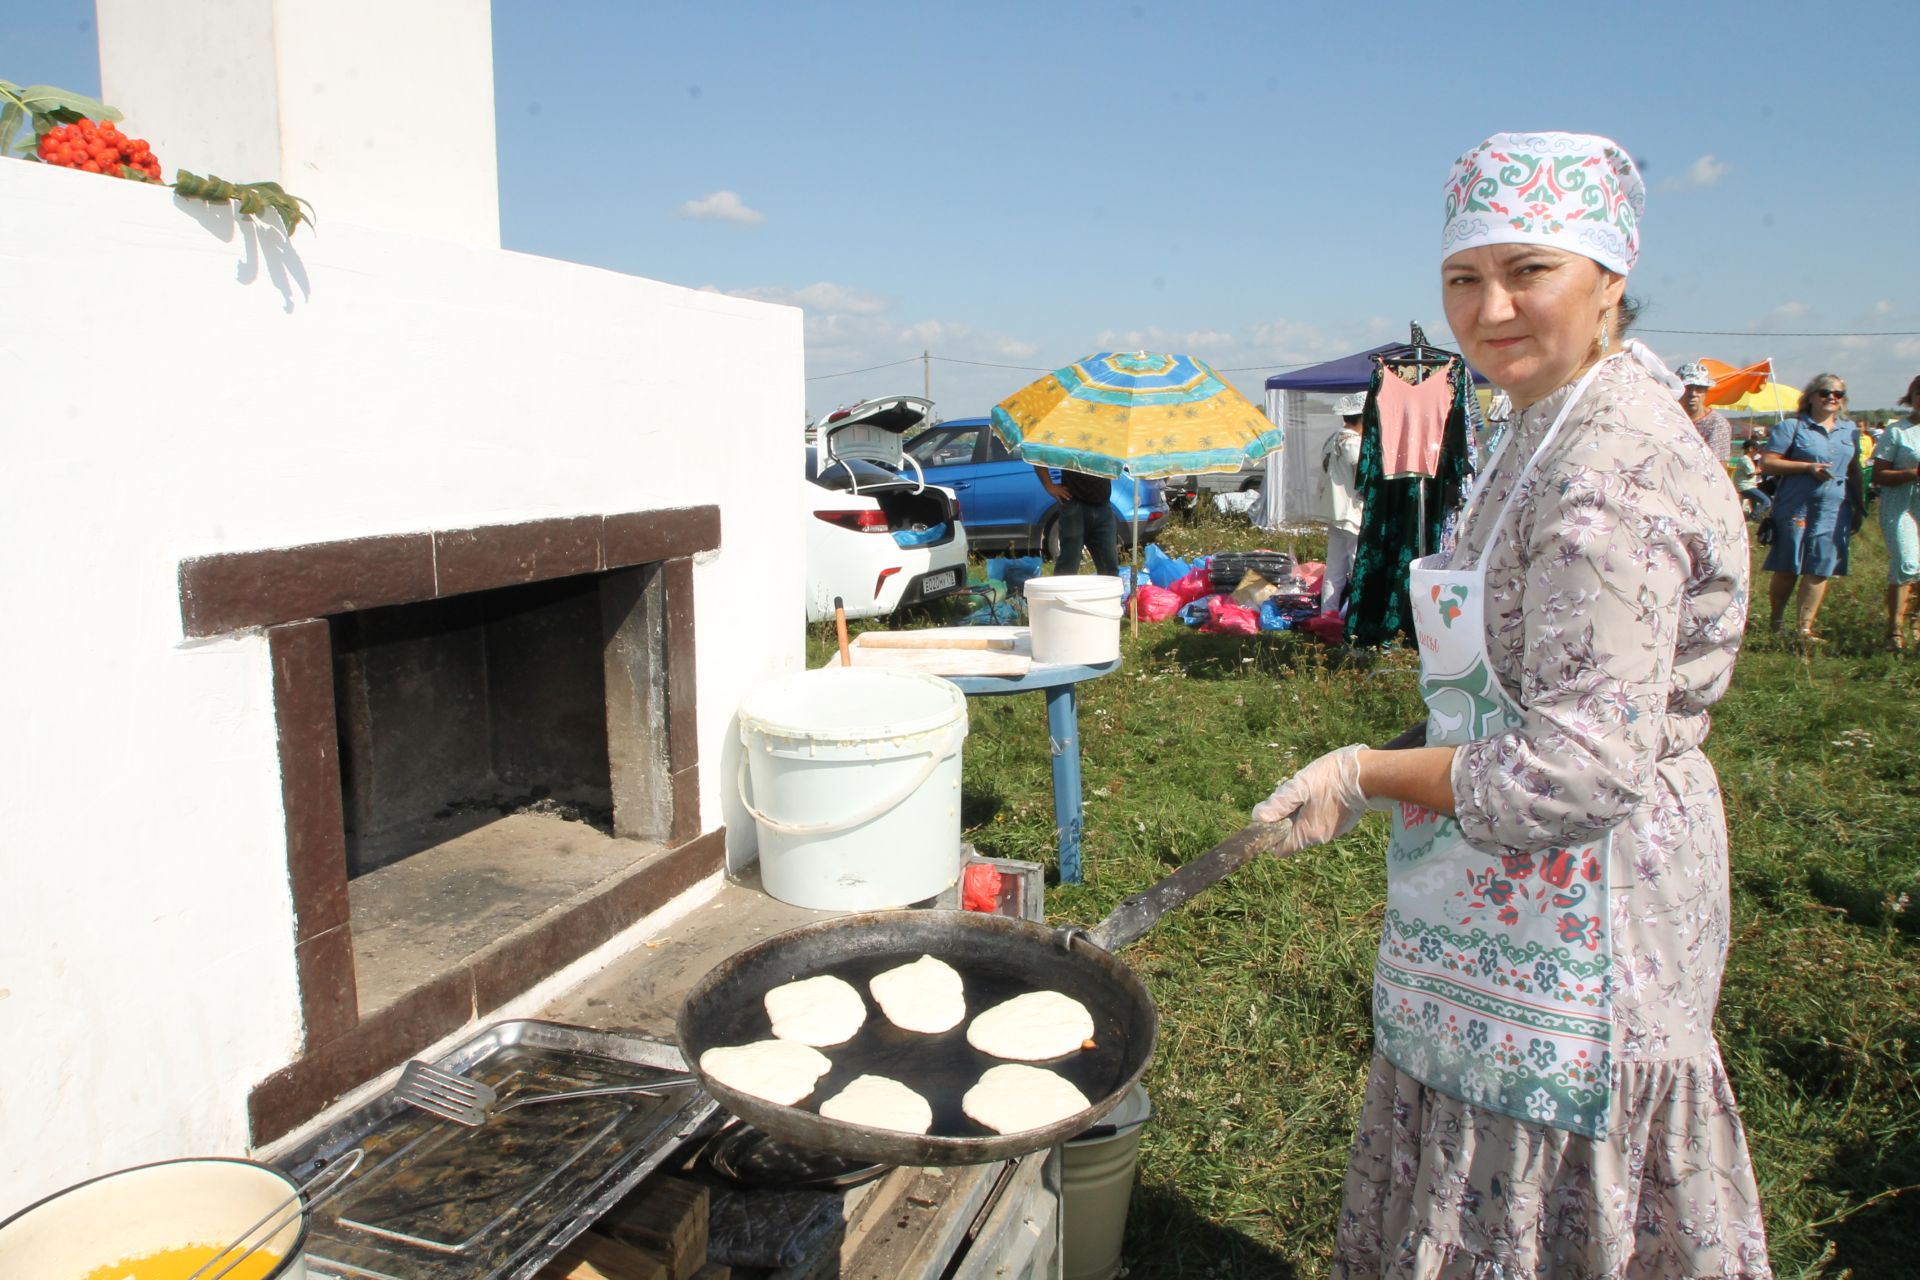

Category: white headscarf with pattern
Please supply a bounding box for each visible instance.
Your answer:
[1441,132,1644,276]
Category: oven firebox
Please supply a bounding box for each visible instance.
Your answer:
[177,507,722,1144]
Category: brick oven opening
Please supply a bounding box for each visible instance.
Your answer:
[331,564,674,1017]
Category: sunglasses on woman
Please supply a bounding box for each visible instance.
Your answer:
[1816,388,1847,398]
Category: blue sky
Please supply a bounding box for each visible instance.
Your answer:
[16,1,1918,416]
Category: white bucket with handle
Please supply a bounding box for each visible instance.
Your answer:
[739,667,968,910]
[1026,575,1126,665]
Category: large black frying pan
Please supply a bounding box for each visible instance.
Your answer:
[675,817,1297,1167]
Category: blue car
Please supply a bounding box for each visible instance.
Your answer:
[903,416,1168,560]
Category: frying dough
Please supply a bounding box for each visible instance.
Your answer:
[764,974,868,1046]
[965,990,1094,1061]
[868,954,966,1034]
[818,1074,934,1134]
[698,1040,833,1106]
[962,1064,1091,1134]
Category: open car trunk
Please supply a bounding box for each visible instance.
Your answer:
[816,396,959,544]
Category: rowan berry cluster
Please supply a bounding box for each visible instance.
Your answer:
[37,118,161,182]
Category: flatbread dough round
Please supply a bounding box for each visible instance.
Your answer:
[965,990,1094,1061]
[817,1074,934,1134]
[699,1040,833,1106]
[868,954,966,1034]
[764,974,867,1047]
[962,1064,1091,1134]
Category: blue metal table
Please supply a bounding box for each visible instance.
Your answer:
[948,657,1121,885]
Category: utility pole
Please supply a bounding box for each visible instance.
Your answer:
[923,349,930,401]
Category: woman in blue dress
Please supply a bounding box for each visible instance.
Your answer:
[1760,373,1863,640]
[1872,375,1920,650]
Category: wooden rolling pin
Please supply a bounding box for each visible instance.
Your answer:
[856,633,1017,651]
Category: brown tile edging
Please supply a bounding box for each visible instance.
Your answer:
[247,827,726,1146]
[181,507,720,637]
[662,557,700,844]
[268,621,358,1046]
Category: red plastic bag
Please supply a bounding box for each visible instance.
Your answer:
[962,863,1003,912]
[1202,595,1260,635]
[1169,566,1213,605]
[1131,584,1181,621]
[1303,610,1348,643]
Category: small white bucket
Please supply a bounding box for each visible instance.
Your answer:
[1062,1084,1154,1280]
[1026,575,1125,666]
[739,667,968,911]
[0,1157,309,1280]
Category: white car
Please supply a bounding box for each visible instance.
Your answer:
[805,396,970,622]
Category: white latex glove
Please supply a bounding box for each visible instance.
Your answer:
[1252,744,1371,853]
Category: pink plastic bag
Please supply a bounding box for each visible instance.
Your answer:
[1202,595,1260,635]
[1295,561,1326,593]
[1132,584,1182,622]
[1169,566,1213,606]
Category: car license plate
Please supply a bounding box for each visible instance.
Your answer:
[921,569,958,594]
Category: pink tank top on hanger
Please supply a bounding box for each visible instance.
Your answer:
[1376,366,1452,479]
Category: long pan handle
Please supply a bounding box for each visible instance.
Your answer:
[1085,818,1293,953]
[1082,720,1428,954]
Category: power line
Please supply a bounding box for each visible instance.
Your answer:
[804,356,920,382]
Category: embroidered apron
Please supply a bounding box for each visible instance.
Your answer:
[1375,362,1615,1139]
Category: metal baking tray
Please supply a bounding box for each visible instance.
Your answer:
[272,1020,717,1280]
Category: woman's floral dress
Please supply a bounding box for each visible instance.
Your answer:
[1331,356,1774,1278]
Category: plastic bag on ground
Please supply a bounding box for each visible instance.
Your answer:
[1176,596,1217,627]
[986,555,1044,596]
[1132,584,1182,621]
[1302,611,1349,643]
[1144,543,1192,587]
[1169,566,1214,606]
[1203,595,1260,635]
[1212,491,1259,518]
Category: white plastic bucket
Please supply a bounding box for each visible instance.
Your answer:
[1062,1084,1153,1280]
[0,1157,309,1280]
[739,667,968,910]
[1026,575,1125,666]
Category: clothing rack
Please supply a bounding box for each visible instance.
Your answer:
[1368,322,1459,554]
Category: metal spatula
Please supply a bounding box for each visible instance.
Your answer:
[393,1059,696,1127]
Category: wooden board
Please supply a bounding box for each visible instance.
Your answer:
[602,1176,710,1280]
[539,1231,671,1280]
[821,626,1033,676]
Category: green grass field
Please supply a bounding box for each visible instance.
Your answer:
[808,507,1920,1278]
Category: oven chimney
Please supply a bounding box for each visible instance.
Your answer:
[94,0,501,248]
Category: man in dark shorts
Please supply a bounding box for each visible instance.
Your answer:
[1033,464,1119,576]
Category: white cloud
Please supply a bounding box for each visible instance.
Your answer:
[677,190,766,226]
[1874,299,1896,317]
[1755,301,1808,327]
[1663,154,1729,190]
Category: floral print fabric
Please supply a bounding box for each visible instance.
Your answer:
[1334,355,1771,1276]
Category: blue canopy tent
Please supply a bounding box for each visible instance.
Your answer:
[1257,340,1486,526]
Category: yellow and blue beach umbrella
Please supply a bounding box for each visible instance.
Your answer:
[990,351,1281,479]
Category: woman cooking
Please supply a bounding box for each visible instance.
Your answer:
[1760,373,1863,641]
[1254,133,1771,1276]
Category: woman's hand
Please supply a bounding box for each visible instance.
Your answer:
[1252,744,1370,854]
